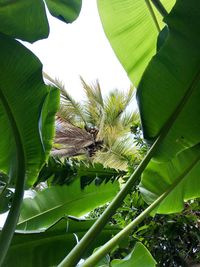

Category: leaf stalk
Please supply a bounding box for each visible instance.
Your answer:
[151,0,168,17]
[0,90,26,266]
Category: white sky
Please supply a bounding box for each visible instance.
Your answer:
[24,0,131,100]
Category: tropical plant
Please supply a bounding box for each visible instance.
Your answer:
[1,1,200,267]
[89,191,200,266]
[44,73,140,170]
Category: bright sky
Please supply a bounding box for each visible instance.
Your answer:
[24,0,131,100]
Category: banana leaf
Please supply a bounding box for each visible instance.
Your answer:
[137,0,200,160]
[0,0,82,42]
[97,0,175,86]
[138,0,200,213]
[0,33,59,187]
[111,242,156,267]
[17,180,119,230]
[0,0,48,42]
[140,144,200,214]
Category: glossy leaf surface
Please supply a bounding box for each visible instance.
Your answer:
[97,0,175,86]
[17,180,119,230]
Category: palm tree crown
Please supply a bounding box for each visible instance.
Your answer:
[44,73,140,170]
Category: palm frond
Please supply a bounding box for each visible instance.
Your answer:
[119,110,140,129]
[80,77,104,108]
[43,72,88,126]
[80,77,105,127]
[93,136,137,170]
[104,86,135,126]
[52,119,94,157]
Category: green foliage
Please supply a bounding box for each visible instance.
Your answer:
[90,193,200,266]
[48,76,140,170]
[111,242,156,267]
[140,144,200,213]
[116,196,200,266]
[137,0,200,213]
[0,0,81,42]
[0,34,59,188]
[35,157,125,189]
[137,0,200,160]
[2,217,120,267]
[17,179,119,231]
[141,202,200,267]
[0,0,49,42]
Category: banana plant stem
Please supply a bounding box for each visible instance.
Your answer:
[0,90,26,266]
[82,192,167,267]
[151,0,168,17]
[82,150,200,266]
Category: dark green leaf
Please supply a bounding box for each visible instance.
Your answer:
[45,0,82,23]
[156,25,169,51]
[2,217,120,267]
[0,0,49,42]
[0,33,59,187]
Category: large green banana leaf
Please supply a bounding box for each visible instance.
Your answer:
[0,33,59,187]
[0,0,82,42]
[111,242,156,267]
[97,0,175,86]
[17,180,119,230]
[140,144,200,213]
[137,0,200,161]
[138,0,200,213]
[2,217,120,267]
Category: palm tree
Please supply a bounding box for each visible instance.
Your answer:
[43,72,140,170]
